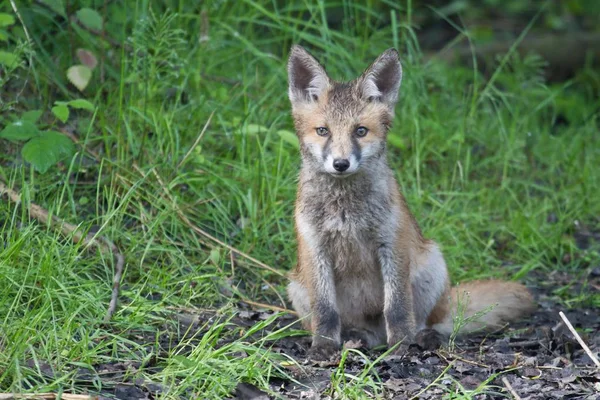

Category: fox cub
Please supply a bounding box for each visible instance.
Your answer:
[286,45,536,360]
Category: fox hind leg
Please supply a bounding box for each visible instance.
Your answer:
[410,241,451,349]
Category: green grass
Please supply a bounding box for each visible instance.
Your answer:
[1,1,599,398]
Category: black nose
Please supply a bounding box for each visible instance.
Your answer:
[333,159,350,172]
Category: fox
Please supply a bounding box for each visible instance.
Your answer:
[285,45,536,360]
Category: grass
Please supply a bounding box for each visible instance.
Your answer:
[1,1,599,398]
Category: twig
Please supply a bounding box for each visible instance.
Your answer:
[0,393,95,400]
[175,111,214,172]
[240,298,296,315]
[437,350,490,368]
[0,180,124,322]
[559,311,600,368]
[502,377,522,400]
[9,0,32,45]
[259,275,287,308]
[508,340,542,349]
[58,128,101,161]
[102,236,125,321]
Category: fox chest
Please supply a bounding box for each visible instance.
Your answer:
[311,200,387,316]
[310,199,387,273]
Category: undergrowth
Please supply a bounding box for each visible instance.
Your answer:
[0,1,598,398]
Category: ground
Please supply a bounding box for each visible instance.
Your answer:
[29,266,598,399]
[0,2,599,400]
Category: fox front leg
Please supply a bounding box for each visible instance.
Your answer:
[379,245,416,351]
[308,253,341,361]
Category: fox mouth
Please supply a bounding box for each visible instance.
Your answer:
[327,170,357,178]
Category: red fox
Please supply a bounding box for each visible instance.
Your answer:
[286,45,536,360]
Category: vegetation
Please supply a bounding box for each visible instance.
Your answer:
[0,1,598,398]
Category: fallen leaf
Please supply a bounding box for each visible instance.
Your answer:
[76,48,98,69]
[67,65,92,91]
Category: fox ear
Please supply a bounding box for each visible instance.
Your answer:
[288,45,330,104]
[358,49,402,107]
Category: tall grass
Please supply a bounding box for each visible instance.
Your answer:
[0,1,598,398]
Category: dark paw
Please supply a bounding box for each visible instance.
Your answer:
[414,328,445,351]
[307,342,340,362]
[342,328,372,347]
[390,342,411,356]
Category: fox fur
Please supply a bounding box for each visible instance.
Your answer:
[285,45,536,360]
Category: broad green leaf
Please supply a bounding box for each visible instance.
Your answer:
[0,120,40,141]
[22,110,43,123]
[22,137,55,173]
[22,131,75,173]
[52,105,69,123]
[44,131,75,157]
[76,49,98,69]
[67,65,92,91]
[0,51,18,68]
[41,0,67,18]
[0,29,8,41]
[68,99,95,111]
[75,8,103,31]
[276,129,299,149]
[0,13,15,27]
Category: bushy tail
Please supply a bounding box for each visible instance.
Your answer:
[433,280,536,336]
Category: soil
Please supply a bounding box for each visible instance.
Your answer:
[77,265,598,400]
[233,267,600,400]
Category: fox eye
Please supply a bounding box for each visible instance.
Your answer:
[355,126,369,137]
[316,127,329,136]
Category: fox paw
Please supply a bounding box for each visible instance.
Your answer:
[414,328,445,351]
[390,342,411,356]
[307,342,340,362]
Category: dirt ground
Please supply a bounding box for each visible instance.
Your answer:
[81,265,599,400]
[232,268,600,400]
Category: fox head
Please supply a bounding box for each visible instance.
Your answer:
[287,45,402,177]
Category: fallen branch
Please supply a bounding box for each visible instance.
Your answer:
[0,393,96,400]
[0,180,124,322]
[501,377,522,400]
[559,311,600,368]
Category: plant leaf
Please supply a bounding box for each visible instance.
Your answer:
[0,120,41,141]
[22,110,43,123]
[52,105,70,123]
[75,8,103,31]
[67,65,92,91]
[22,131,75,173]
[76,48,98,69]
[45,131,75,157]
[41,0,67,18]
[0,51,18,68]
[68,99,95,111]
[0,13,15,27]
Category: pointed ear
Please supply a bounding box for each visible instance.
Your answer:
[358,49,402,107]
[288,45,330,104]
